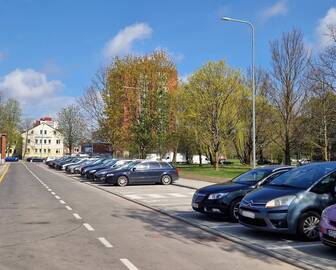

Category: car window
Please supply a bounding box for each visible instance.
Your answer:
[149,162,161,169]
[270,164,336,189]
[261,170,290,185]
[160,162,172,169]
[233,169,271,184]
[311,173,336,194]
[135,163,149,170]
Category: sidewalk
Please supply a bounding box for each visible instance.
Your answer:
[174,178,217,190]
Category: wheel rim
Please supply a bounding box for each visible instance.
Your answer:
[233,202,240,220]
[303,215,320,239]
[162,176,171,184]
[118,177,127,186]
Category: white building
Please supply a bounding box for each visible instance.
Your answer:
[21,117,64,158]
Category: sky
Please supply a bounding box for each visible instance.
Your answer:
[0,0,335,118]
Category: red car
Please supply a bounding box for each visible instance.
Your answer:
[320,204,336,248]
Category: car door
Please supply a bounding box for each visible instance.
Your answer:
[130,162,150,183]
[147,162,162,183]
[310,172,336,209]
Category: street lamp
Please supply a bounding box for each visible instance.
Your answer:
[221,16,256,168]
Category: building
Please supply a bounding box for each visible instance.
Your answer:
[21,117,64,158]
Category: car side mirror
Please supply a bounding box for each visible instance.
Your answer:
[132,167,136,171]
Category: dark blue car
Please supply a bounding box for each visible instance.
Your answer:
[104,160,178,186]
[239,162,336,240]
[192,166,292,222]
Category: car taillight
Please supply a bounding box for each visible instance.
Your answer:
[176,168,180,175]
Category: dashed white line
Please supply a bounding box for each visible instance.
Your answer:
[51,192,56,195]
[98,237,113,248]
[47,188,52,191]
[124,194,142,200]
[73,213,82,219]
[168,193,188,198]
[266,243,323,250]
[59,200,66,204]
[120,259,139,270]
[55,195,61,199]
[65,206,72,211]
[83,223,95,231]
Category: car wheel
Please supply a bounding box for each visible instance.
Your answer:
[117,176,128,187]
[298,211,320,241]
[161,175,172,185]
[229,198,241,222]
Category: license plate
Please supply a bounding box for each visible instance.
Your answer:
[192,203,199,208]
[241,210,255,219]
[328,229,336,239]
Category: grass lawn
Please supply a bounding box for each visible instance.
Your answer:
[175,160,251,181]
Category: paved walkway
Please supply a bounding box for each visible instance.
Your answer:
[174,177,219,189]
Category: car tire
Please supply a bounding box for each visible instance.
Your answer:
[297,211,321,241]
[229,198,241,222]
[161,175,172,185]
[116,176,128,187]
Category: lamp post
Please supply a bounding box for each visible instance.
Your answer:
[221,16,256,168]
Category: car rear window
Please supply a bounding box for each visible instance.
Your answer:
[160,162,172,169]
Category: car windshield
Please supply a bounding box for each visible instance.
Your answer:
[233,169,271,184]
[269,164,336,189]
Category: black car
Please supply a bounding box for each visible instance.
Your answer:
[104,160,178,186]
[80,158,109,176]
[239,162,336,240]
[93,160,133,182]
[86,159,118,179]
[192,166,293,222]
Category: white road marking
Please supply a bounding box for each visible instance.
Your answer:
[55,195,61,199]
[266,243,324,250]
[51,192,56,195]
[73,213,82,219]
[168,193,188,198]
[48,188,52,191]
[59,200,66,204]
[146,194,165,199]
[98,237,113,248]
[66,206,72,211]
[120,259,139,270]
[83,223,95,231]
[125,194,142,200]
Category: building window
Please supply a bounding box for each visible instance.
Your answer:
[44,149,46,153]
[48,139,51,144]
[35,149,37,153]
[48,149,51,153]
[31,130,34,134]
[40,139,42,144]
[44,130,47,135]
[35,139,38,144]
[56,149,60,154]
[56,139,61,144]
[39,149,41,153]
[40,130,43,135]
[44,139,47,144]
[54,131,57,135]
[27,148,30,153]
[27,139,31,143]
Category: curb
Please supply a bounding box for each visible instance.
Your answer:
[43,165,322,270]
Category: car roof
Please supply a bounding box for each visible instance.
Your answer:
[258,165,294,172]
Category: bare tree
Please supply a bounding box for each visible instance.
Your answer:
[57,105,86,154]
[268,29,309,164]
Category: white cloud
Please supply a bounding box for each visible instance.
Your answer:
[316,7,336,49]
[0,68,74,117]
[260,0,288,21]
[104,22,152,59]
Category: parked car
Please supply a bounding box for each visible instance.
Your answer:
[104,160,178,187]
[239,162,336,240]
[80,158,109,176]
[192,166,292,222]
[86,159,118,179]
[65,158,90,173]
[94,160,133,182]
[5,156,19,162]
[320,204,336,248]
[73,159,98,174]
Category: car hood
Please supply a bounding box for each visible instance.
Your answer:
[197,182,250,194]
[243,186,302,204]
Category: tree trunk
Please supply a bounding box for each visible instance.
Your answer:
[284,131,291,165]
[323,113,328,161]
[198,150,202,167]
[214,150,219,171]
[172,147,177,163]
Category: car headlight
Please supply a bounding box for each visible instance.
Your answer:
[208,193,229,200]
[106,173,114,177]
[265,195,295,208]
[91,170,96,173]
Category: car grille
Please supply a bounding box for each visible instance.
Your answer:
[240,206,260,213]
[241,199,266,207]
[239,215,267,227]
[193,193,206,203]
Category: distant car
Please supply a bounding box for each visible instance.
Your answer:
[219,159,233,165]
[192,166,292,222]
[239,162,336,241]
[94,160,133,182]
[5,156,19,162]
[31,157,45,162]
[104,160,178,187]
[257,158,273,165]
[320,204,336,248]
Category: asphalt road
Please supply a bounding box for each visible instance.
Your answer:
[0,162,301,270]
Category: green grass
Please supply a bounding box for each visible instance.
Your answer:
[175,160,250,180]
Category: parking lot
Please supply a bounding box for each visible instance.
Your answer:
[38,163,336,270]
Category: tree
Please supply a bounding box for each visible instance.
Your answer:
[182,61,242,170]
[57,105,86,154]
[268,29,309,165]
[21,117,34,158]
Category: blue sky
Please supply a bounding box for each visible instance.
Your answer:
[0,0,335,118]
